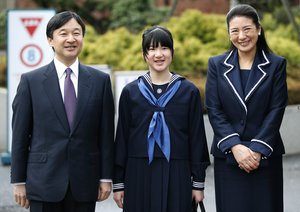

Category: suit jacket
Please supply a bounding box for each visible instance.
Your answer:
[205,49,288,159]
[11,61,115,202]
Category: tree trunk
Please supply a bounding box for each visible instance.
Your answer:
[281,0,300,43]
[164,0,178,21]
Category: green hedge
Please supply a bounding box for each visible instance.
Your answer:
[79,10,300,104]
[1,9,299,103]
[81,9,300,72]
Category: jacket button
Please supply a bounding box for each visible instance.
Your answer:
[240,120,244,125]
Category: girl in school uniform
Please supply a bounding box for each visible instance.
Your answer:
[113,25,210,212]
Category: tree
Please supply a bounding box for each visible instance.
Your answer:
[33,0,169,34]
[110,0,169,33]
[168,0,179,19]
[233,0,300,43]
[0,11,6,49]
[33,0,113,33]
[280,0,300,43]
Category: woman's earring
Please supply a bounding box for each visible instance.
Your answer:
[258,32,261,36]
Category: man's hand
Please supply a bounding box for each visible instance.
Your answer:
[13,184,30,209]
[97,182,112,201]
[113,191,124,208]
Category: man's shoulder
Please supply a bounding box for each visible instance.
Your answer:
[23,62,53,78]
[80,64,110,78]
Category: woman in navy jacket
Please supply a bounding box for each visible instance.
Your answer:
[113,26,210,212]
[205,4,287,212]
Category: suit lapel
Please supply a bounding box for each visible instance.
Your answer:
[71,64,91,132]
[43,61,69,132]
[223,50,248,114]
[222,50,270,113]
[244,50,269,101]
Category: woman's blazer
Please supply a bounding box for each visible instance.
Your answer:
[205,49,288,159]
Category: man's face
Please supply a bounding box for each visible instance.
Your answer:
[48,18,83,66]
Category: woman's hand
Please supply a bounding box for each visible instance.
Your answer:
[231,144,260,173]
[113,191,124,208]
[192,189,204,203]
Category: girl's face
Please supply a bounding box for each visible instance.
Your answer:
[145,43,172,73]
[228,16,261,55]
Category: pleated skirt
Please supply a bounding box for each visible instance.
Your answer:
[123,157,192,212]
[214,156,283,212]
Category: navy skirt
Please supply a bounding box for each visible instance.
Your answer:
[123,157,192,212]
[214,156,283,212]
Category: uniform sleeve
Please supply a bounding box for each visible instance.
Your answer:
[249,59,288,157]
[11,74,32,183]
[113,88,131,192]
[189,87,210,190]
[99,74,115,180]
[205,57,242,153]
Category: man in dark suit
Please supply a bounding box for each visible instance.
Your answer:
[11,11,114,212]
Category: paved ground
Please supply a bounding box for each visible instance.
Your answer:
[1,154,299,212]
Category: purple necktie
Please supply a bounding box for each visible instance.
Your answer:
[64,68,76,128]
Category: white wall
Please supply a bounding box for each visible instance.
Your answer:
[0,88,7,152]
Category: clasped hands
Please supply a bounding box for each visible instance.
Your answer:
[231,144,262,173]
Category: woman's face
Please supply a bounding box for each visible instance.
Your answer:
[228,16,261,55]
[145,43,172,73]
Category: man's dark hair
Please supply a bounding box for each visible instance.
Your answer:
[46,11,85,39]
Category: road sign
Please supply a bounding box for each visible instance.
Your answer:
[6,10,56,154]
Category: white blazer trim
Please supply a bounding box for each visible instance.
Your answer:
[217,133,240,149]
[251,139,273,153]
[245,50,269,101]
[223,51,248,114]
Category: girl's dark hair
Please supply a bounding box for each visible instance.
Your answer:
[142,26,174,60]
[226,4,272,53]
[46,11,85,39]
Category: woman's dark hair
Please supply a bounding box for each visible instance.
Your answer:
[46,11,85,39]
[226,4,272,53]
[142,26,174,60]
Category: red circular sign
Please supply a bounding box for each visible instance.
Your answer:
[20,44,43,67]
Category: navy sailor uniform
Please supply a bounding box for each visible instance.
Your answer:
[205,49,288,212]
[114,73,210,212]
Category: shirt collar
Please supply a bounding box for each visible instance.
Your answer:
[54,57,79,80]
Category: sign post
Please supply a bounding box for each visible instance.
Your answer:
[2,9,55,165]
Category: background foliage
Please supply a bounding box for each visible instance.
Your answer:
[0,4,299,103]
[78,9,300,104]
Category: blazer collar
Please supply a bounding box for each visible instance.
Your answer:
[223,49,270,114]
[140,72,184,91]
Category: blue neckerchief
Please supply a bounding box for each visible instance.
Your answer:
[138,78,181,163]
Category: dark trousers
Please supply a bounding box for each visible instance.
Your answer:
[30,185,96,212]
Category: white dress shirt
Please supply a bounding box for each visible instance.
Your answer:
[54,57,79,100]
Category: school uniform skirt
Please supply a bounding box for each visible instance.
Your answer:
[214,156,283,212]
[123,157,192,212]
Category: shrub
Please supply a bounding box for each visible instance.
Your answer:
[0,54,6,87]
[0,11,6,49]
